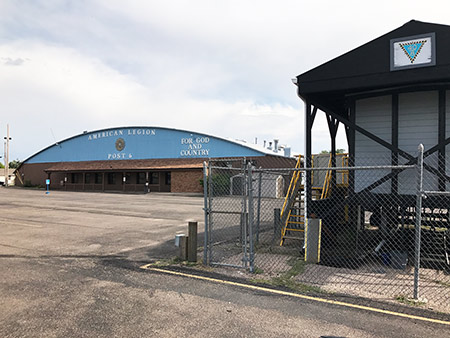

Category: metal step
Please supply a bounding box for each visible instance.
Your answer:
[282,235,304,241]
[285,228,304,232]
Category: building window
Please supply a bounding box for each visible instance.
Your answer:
[71,173,81,184]
[85,173,91,184]
[125,172,132,184]
[137,172,146,184]
[95,173,103,184]
[107,173,116,185]
[165,172,171,185]
[150,172,159,185]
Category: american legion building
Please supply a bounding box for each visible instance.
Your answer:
[15,127,294,193]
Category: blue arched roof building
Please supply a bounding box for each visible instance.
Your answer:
[17,126,293,193]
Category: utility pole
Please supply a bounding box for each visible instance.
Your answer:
[4,124,11,187]
[3,140,6,186]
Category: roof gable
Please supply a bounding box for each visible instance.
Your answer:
[297,20,450,96]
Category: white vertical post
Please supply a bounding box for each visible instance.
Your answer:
[4,124,11,187]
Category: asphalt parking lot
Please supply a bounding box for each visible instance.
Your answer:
[0,188,203,260]
[1,188,449,337]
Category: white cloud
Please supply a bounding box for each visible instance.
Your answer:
[0,41,308,159]
[2,57,26,66]
[1,0,449,160]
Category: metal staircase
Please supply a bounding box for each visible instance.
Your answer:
[279,155,304,246]
[279,153,349,246]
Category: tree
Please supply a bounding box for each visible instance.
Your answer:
[8,159,21,169]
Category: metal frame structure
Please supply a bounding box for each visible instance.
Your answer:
[301,87,450,207]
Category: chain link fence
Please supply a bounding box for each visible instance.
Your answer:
[203,147,450,314]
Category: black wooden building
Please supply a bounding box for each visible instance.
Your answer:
[294,20,450,268]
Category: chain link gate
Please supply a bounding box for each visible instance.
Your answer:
[203,160,255,270]
[203,158,301,272]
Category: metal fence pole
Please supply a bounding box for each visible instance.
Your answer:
[414,144,424,300]
[207,161,213,264]
[248,164,255,272]
[242,164,248,268]
[256,171,262,243]
[203,161,209,265]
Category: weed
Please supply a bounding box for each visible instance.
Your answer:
[147,257,214,272]
[253,266,264,274]
[250,257,325,294]
[285,257,306,277]
[433,280,450,288]
[250,277,323,294]
[395,295,426,307]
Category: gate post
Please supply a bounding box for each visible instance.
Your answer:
[207,161,213,264]
[256,171,262,243]
[248,163,255,272]
[414,144,424,300]
[242,164,248,268]
[203,161,209,265]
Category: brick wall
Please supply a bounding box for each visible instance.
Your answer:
[15,163,49,187]
[171,170,203,193]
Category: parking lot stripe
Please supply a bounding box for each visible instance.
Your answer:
[140,265,450,326]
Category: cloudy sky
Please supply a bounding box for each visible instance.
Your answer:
[1,0,449,161]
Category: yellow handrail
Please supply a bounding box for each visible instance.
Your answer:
[280,155,302,219]
[321,153,350,199]
[320,155,333,199]
[341,155,349,185]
